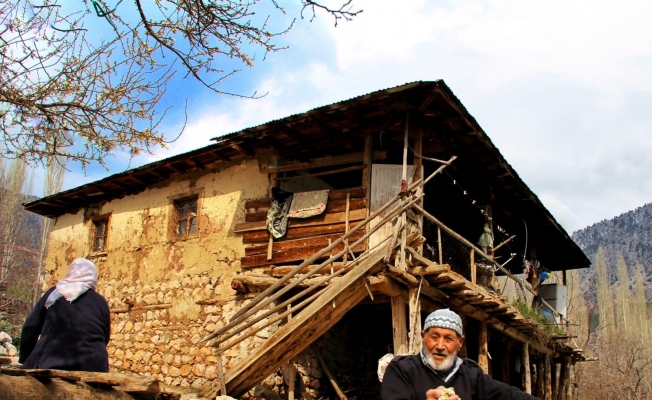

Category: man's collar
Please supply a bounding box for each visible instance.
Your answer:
[420,348,463,383]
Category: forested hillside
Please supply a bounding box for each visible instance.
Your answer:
[572,202,652,296]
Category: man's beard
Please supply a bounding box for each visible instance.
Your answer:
[423,345,458,372]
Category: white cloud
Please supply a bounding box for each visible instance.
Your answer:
[53,0,652,233]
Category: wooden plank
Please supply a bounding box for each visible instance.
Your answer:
[245,198,366,222]
[232,274,338,289]
[245,231,366,256]
[243,223,353,243]
[261,151,386,174]
[391,295,408,355]
[478,321,489,373]
[225,243,389,396]
[240,242,366,268]
[234,209,366,233]
[244,187,366,210]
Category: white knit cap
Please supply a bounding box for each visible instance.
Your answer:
[423,308,463,337]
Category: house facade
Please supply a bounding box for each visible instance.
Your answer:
[25,81,589,399]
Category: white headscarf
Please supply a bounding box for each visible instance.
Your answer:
[45,258,98,309]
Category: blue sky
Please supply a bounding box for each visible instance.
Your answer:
[33,0,652,233]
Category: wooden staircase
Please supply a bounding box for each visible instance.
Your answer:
[225,240,391,396]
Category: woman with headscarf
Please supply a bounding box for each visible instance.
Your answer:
[19,258,111,372]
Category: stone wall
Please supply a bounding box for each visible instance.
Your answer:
[41,158,275,391]
[103,272,284,390]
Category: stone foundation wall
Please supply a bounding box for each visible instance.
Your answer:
[102,272,281,391]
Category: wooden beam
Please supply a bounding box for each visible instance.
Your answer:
[262,150,387,174]
[244,187,367,210]
[478,321,489,374]
[391,295,408,355]
[407,264,450,276]
[230,143,254,157]
[245,199,366,222]
[368,274,406,297]
[277,165,365,181]
[224,244,387,396]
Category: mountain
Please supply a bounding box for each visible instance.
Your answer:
[572,202,652,297]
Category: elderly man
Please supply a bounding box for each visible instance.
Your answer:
[382,309,539,400]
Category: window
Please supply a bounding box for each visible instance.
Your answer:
[174,195,198,237]
[92,218,109,252]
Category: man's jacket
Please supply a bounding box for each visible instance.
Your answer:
[381,355,540,400]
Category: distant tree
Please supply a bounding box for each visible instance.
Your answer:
[0,0,360,167]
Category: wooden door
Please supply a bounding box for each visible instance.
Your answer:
[369,164,422,249]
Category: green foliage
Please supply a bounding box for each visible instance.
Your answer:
[513,299,565,335]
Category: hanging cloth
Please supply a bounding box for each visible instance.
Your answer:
[288,190,330,218]
[267,188,293,239]
[477,223,493,253]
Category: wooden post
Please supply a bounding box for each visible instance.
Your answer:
[414,127,424,255]
[501,343,511,384]
[458,313,467,358]
[536,356,545,399]
[408,287,422,354]
[551,361,558,400]
[523,343,531,394]
[470,248,476,284]
[564,361,573,400]
[544,355,552,400]
[557,361,566,400]
[391,295,408,355]
[478,321,489,374]
[287,305,295,400]
[399,112,409,272]
[437,226,443,265]
[363,133,373,218]
[342,193,351,266]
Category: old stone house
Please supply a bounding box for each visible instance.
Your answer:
[25,81,589,399]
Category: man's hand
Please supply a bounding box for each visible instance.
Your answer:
[425,386,461,400]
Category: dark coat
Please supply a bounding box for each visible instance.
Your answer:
[382,355,539,400]
[19,286,111,372]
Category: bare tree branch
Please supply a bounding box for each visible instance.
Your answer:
[0,0,361,167]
